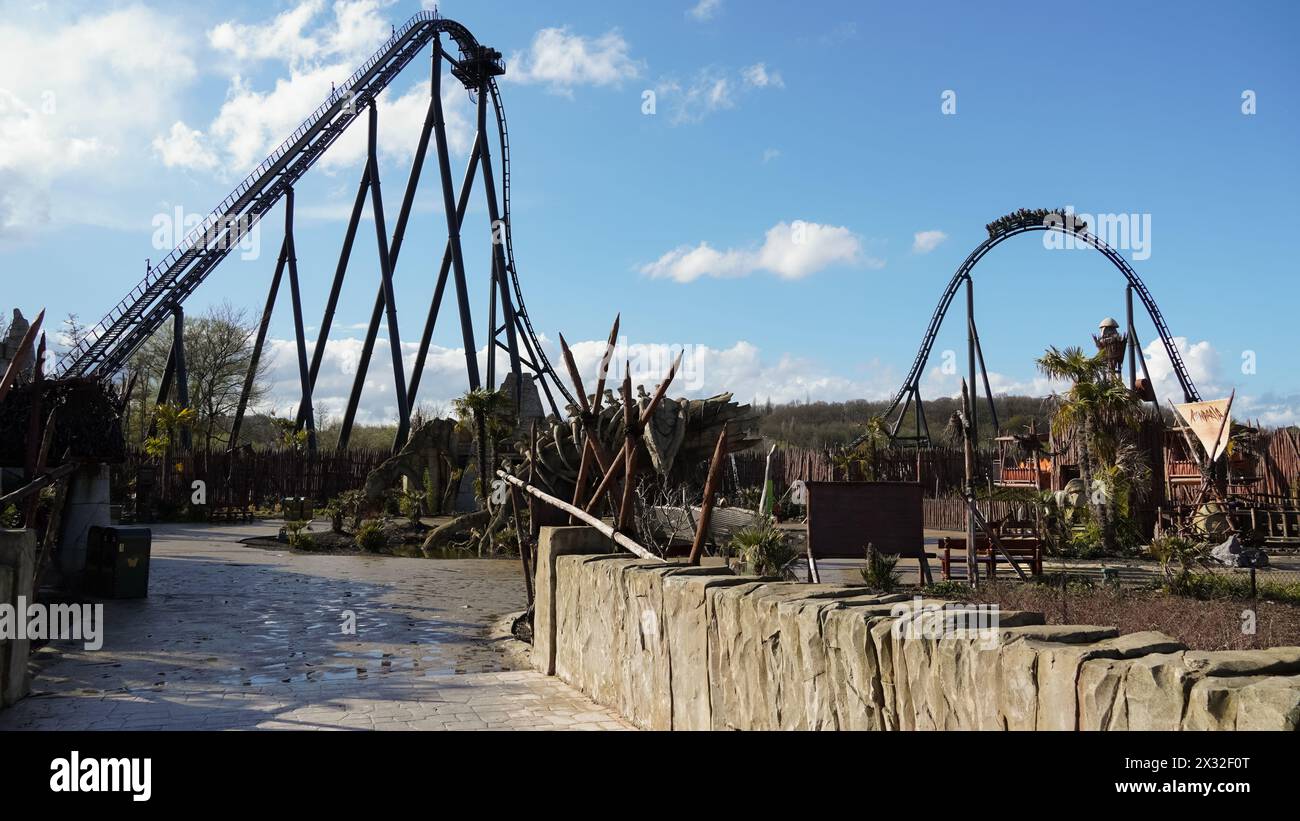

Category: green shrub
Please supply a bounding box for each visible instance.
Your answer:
[923,580,973,598]
[1067,521,1107,559]
[1149,534,1209,586]
[397,488,426,526]
[729,519,797,578]
[1166,571,1300,604]
[859,543,901,592]
[355,520,386,553]
[284,520,310,548]
[0,504,22,528]
[338,489,366,530]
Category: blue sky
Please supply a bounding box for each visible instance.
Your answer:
[1,0,1297,425]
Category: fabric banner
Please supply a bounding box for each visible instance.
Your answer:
[1173,396,1234,461]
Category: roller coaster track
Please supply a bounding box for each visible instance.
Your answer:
[883,220,1200,431]
[55,10,573,408]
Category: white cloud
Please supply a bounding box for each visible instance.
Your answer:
[688,0,723,22]
[641,220,877,283]
[742,63,784,89]
[912,230,948,254]
[260,332,901,423]
[656,63,783,125]
[192,2,471,174]
[208,0,328,65]
[0,7,198,234]
[1234,393,1300,427]
[210,72,470,174]
[1142,336,1223,404]
[258,330,1300,428]
[761,148,781,164]
[507,27,642,93]
[152,121,220,172]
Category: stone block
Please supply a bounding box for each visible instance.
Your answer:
[0,529,36,707]
[532,526,615,675]
[661,568,745,731]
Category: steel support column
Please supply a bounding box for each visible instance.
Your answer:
[172,305,191,451]
[431,36,481,393]
[966,276,978,447]
[284,188,317,453]
[146,347,175,441]
[407,140,481,409]
[971,314,999,434]
[1126,285,1137,390]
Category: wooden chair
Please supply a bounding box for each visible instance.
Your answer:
[939,536,1042,581]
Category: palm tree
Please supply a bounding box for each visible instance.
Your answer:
[1036,345,1144,553]
[451,387,515,508]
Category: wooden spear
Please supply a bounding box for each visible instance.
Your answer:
[688,427,729,565]
[0,308,44,405]
[583,349,685,515]
[617,372,638,532]
[558,324,618,514]
[22,333,47,527]
[559,315,619,506]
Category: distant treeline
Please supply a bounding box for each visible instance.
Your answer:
[755,395,1060,449]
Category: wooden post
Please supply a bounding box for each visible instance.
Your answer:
[527,422,539,542]
[509,482,533,605]
[617,373,637,533]
[688,428,728,565]
[498,470,663,561]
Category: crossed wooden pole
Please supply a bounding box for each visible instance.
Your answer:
[554,316,684,535]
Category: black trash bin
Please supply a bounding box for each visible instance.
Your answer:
[86,526,152,599]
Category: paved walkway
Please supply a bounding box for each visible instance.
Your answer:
[0,523,630,731]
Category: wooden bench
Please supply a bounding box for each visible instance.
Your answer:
[939,536,1042,580]
[209,505,254,524]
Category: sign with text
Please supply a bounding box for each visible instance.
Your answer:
[1173,396,1234,461]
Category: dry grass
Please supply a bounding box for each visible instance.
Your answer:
[944,582,1300,651]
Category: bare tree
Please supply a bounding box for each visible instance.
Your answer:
[60,313,87,355]
[124,301,269,451]
[188,303,270,450]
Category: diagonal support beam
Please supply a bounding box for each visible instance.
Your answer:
[366,104,412,447]
[229,236,288,450]
[297,163,371,428]
[337,95,430,451]
[407,140,481,410]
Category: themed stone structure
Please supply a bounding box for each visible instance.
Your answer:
[533,526,1300,731]
[0,309,32,382]
[364,419,463,514]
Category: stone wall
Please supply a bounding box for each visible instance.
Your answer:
[0,529,36,708]
[533,526,1300,730]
